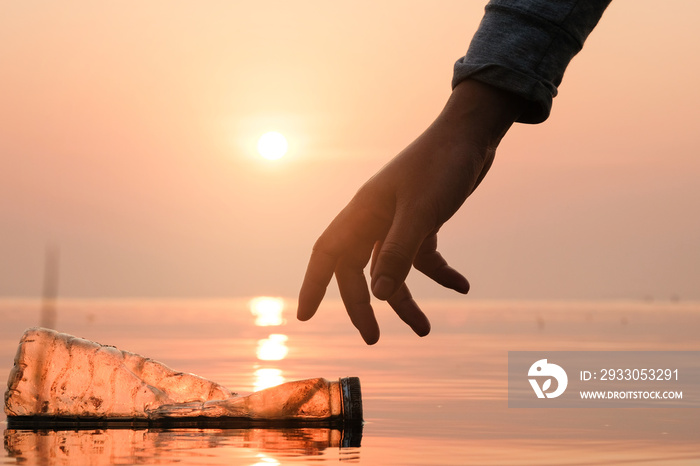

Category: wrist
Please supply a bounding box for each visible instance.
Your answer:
[443,79,526,150]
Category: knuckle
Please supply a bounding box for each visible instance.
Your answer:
[312,232,342,256]
[379,241,414,268]
[413,250,445,272]
[311,236,331,253]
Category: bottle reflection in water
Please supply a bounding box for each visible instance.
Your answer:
[4,426,362,465]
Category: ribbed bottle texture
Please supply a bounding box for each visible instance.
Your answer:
[4,328,363,426]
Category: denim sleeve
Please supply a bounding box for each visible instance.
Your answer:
[453,0,612,123]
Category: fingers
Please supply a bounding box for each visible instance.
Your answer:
[413,234,470,293]
[370,207,428,300]
[336,259,380,345]
[298,204,387,323]
[298,195,463,343]
[297,248,337,321]
[338,254,428,342]
[371,240,430,337]
[386,283,431,337]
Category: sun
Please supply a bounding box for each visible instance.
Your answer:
[256,131,288,160]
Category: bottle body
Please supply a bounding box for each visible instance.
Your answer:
[5,328,363,426]
[151,376,362,424]
[4,328,233,419]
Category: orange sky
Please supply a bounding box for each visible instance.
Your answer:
[1,1,698,300]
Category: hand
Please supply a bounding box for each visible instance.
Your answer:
[297,80,525,344]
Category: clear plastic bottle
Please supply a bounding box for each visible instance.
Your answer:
[150,377,363,424]
[5,328,362,426]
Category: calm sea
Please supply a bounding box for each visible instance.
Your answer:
[1,298,698,465]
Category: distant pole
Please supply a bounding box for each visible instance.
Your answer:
[40,244,60,329]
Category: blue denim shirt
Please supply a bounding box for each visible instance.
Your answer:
[453,0,612,123]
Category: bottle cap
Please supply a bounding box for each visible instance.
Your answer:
[339,377,363,423]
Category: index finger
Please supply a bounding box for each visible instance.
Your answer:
[297,248,337,321]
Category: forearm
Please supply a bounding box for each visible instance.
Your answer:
[453,0,612,123]
[443,79,527,152]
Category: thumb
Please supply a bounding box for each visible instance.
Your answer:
[370,209,429,300]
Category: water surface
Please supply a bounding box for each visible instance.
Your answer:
[1,298,698,465]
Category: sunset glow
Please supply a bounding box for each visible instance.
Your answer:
[1,1,698,300]
[256,131,288,160]
[2,3,698,464]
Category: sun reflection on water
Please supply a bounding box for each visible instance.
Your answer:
[254,368,285,392]
[249,297,286,327]
[256,334,288,361]
[250,296,289,392]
